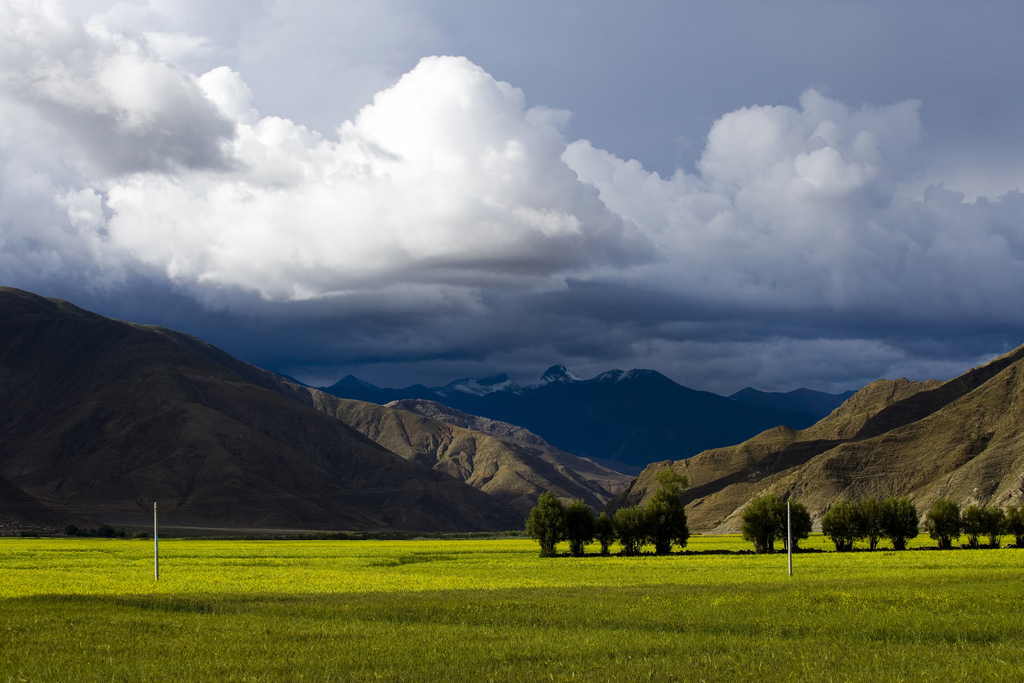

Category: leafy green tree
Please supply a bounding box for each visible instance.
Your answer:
[64,525,78,536]
[1005,506,1024,547]
[924,498,961,549]
[982,507,1006,548]
[820,501,865,552]
[645,468,690,555]
[880,497,918,550]
[563,499,596,557]
[779,500,812,551]
[595,512,616,555]
[741,494,785,554]
[960,505,985,548]
[526,492,566,557]
[613,506,648,556]
[858,497,885,550]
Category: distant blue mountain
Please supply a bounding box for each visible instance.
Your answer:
[729,387,857,417]
[321,376,446,404]
[320,366,827,470]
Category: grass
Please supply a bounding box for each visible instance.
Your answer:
[2,535,1023,681]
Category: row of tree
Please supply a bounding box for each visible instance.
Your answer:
[818,497,919,551]
[923,499,1024,549]
[528,478,1024,556]
[744,495,1024,552]
[526,469,690,557]
[64,524,126,538]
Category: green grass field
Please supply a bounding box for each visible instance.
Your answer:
[2,535,1023,681]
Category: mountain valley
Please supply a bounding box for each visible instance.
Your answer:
[320,367,837,470]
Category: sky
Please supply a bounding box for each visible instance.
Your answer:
[2,0,1024,394]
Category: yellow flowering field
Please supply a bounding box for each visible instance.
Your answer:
[2,535,1023,681]
[0,533,972,598]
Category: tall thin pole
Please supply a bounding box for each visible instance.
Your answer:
[787,500,793,577]
[154,501,159,581]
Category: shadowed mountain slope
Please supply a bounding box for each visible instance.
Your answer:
[386,399,632,505]
[298,396,629,516]
[0,288,521,532]
[322,367,822,469]
[609,351,1024,532]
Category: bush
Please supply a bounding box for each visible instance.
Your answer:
[594,512,615,555]
[741,494,785,554]
[924,498,961,549]
[858,497,885,550]
[880,497,918,550]
[645,468,689,555]
[526,492,566,557]
[821,501,864,552]
[132,531,150,540]
[96,524,117,539]
[563,499,595,557]
[64,525,79,536]
[613,506,648,556]
[1006,506,1024,547]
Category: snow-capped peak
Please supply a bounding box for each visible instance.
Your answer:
[434,373,522,397]
[593,369,624,383]
[537,365,582,386]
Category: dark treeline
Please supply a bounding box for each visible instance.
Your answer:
[65,524,126,538]
[817,497,919,551]
[819,497,1024,551]
[527,485,1024,556]
[526,469,690,557]
[924,500,1024,550]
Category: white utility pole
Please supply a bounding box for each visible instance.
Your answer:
[787,500,793,577]
[154,501,159,581]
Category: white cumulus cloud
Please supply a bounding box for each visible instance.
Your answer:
[563,89,1024,322]
[104,55,652,301]
[3,1,1024,391]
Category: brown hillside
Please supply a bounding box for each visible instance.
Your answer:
[609,349,1024,532]
[387,399,630,500]
[301,395,628,516]
[0,288,522,532]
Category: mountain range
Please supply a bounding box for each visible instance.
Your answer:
[610,345,1024,531]
[319,368,851,470]
[728,387,857,417]
[6,285,1021,539]
[0,288,621,533]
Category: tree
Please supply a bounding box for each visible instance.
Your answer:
[563,499,596,557]
[1005,506,1024,547]
[779,500,812,551]
[880,497,918,550]
[645,468,690,555]
[595,512,616,555]
[741,494,785,554]
[526,492,566,557]
[960,505,985,548]
[614,506,648,556]
[924,498,961,549]
[820,501,864,552]
[982,507,1006,548]
[64,525,78,536]
[858,497,885,550]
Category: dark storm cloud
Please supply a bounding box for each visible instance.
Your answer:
[3,1,1024,395]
